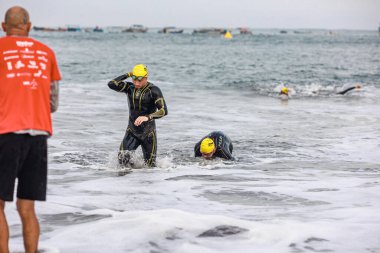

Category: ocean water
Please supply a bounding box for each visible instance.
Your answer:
[3,29,380,253]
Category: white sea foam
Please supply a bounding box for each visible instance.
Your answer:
[31,209,380,253]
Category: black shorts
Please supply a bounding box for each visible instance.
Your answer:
[0,133,48,202]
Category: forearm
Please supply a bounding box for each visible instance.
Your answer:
[108,73,130,91]
[50,81,59,113]
[194,142,202,157]
[147,98,167,120]
[147,108,166,120]
[219,141,233,160]
[337,86,355,95]
[220,148,232,160]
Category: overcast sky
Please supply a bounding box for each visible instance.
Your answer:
[1,0,379,30]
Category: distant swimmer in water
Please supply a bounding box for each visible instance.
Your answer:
[280,86,289,95]
[278,86,290,100]
[336,84,362,95]
[279,86,290,100]
[108,64,168,167]
[194,131,234,160]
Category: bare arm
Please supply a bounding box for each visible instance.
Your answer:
[50,81,59,113]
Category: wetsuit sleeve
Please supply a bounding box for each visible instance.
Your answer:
[194,140,202,157]
[225,142,234,160]
[147,86,168,120]
[215,132,234,160]
[337,86,355,95]
[218,144,233,160]
[108,73,132,93]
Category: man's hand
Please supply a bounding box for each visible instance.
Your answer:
[134,116,149,126]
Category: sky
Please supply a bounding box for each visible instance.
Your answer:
[1,0,379,30]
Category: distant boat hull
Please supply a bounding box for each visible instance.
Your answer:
[67,27,81,32]
[123,28,147,33]
[123,24,148,33]
[238,28,252,35]
[192,28,226,35]
[159,27,184,34]
[33,26,63,32]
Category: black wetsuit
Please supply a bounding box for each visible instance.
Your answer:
[336,86,357,95]
[108,73,168,167]
[194,131,234,160]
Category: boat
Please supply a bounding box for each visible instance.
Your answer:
[93,26,104,32]
[33,26,59,32]
[293,30,312,34]
[192,28,226,35]
[238,27,252,35]
[158,27,183,34]
[67,26,81,32]
[123,24,148,33]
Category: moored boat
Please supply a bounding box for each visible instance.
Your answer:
[238,27,252,35]
[67,26,81,32]
[158,27,183,34]
[192,28,226,35]
[93,26,104,32]
[123,24,148,33]
[33,26,59,32]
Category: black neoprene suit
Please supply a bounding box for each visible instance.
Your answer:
[336,86,356,95]
[108,73,168,167]
[194,131,234,160]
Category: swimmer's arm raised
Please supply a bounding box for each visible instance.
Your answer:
[108,72,132,92]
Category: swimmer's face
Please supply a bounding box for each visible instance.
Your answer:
[132,77,148,89]
[202,149,216,160]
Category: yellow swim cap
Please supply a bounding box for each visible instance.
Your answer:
[132,64,148,77]
[200,137,215,154]
[281,87,289,94]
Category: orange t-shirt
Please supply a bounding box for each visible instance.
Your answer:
[0,36,61,135]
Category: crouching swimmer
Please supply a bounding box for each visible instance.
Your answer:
[194,131,234,160]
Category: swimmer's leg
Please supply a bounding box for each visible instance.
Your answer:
[118,130,140,167]
[141,130,157,167]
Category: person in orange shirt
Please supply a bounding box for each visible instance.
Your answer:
[0,6,61,253]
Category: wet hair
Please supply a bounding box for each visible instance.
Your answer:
[4,6,30,28]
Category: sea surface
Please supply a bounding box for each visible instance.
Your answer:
[3,29,380,253]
